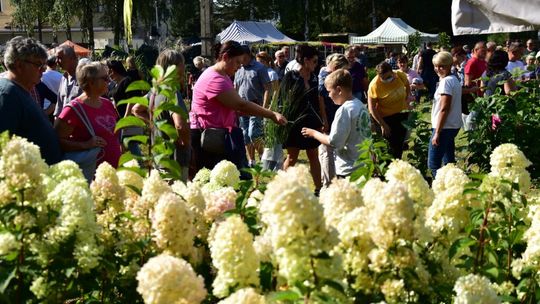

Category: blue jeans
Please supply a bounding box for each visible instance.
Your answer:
[428,128,460,178]
[239,115,263,144]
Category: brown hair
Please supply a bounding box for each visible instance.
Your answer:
[376,61,392,75]
[213,41,245,61]
[324,68,352,91]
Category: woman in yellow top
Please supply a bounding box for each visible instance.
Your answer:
[367,61,410,159]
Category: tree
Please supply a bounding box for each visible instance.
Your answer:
[101,0,124,45]
[10,0,54,41]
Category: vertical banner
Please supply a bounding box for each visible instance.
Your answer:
[123,0,133,46]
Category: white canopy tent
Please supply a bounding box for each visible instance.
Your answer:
[451,0,540,35]
[349,17,439,45]
[216,21,296,44]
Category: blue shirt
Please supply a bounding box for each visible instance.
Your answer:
[0,78,62,165]
[234,59,270,104]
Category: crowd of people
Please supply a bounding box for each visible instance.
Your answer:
[0,35,536,189]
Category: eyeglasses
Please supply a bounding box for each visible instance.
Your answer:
[23,60,47,70]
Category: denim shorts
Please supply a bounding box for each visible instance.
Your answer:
[239,115,263,144]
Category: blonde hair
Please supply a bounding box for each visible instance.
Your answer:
[432,51,453,66]
[324,69,352,91]
[325,53,348,70]
[76,61,106,91]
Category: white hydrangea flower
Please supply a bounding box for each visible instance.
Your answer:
[365,180,415,249]
[172,181,208,239]
[43,177,101,271]
[320,178,363,229]
[136,254,207,304]
[152,192,196,259]
[253,230,273,263]
[134,170,172,218]
[426,186,472,240]
[361,178,386,209]
[117,169,144,194]
[260,165,340,285]
[209,215,259,298]
[211,160,240,188]
[432,164,470,194]
[0,232,20,255]
[91,162,125,213]
[381,279,407,304]
[488,145,531,191]
[30,276,48,299]
[47,160,85,188]
[453,274,500,304]
[246,189,264,209]
[218,288,266,304]
[520,206,540,269]
[492,281,515,297]
[193,167,211,186]
[336,207,374,291]
[385,159,433,206]
[204,186,237,222]
[511,258,525,279]
[0,135,47,192]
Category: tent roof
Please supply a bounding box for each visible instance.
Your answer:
[217,21,296,44]
[60,40,92,57]
[452,0,540,35]
[350,17,438,45]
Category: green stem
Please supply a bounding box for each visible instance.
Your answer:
[475,204,491,272]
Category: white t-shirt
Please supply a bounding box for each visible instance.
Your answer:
[328,98,371,176]
[41,69,63,109]
[432,75,462,129]
[285,59,300,73]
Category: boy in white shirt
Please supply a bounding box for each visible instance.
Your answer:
[301,69,371,178]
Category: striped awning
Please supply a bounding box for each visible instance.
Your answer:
[350,17,439,45]
[217,21,296,44]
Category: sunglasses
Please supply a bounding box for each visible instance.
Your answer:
[23,60,47,70]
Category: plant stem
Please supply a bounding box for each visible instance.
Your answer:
[475,205,491,271]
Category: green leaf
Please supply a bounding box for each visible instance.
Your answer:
[118,152,136,167]
[115,116,147,132]
[484,267,499,280]
[163,64,177,79]
[126,80,151,93]
[156,121,178,140]
[0,268,16,293]
[156,103,188,120]
[320,279,346,294]
[259,262,274,292]
[449,238,476,260]
[158,158,182,179]
[123,135,148,145]
[115,96,149,107]
[150,65,164,80]
[268,290,302,301]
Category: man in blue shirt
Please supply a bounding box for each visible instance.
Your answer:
[0,36,63,165]
[234,46,271,167]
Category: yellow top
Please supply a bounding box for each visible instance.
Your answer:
[367,70,409,117]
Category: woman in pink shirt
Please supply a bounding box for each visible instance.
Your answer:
[55,62,121,179]
[190,41,287,174]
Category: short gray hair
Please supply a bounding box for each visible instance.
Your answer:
[76,61,106,91]
[56,44,77,59]
[156,49,184,70]
[432,51,453,67]
[4,36,47,70]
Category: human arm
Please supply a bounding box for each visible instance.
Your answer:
[318,95,329,132]
[368,95,390,137]
[432,94,452,146]
[54,118,106,151]
[216,89,287,125]
[301,127,330,145]
[504,78,517,95]
[417,55,424,74]
[262,82,271,109]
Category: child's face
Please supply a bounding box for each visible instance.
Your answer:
[327,85,345,105]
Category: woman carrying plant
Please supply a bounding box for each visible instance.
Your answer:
[189,41,287,174]
[367,61,410,159]
[55,62,121,180]
[428,51,462,178]
[281,44,326,195]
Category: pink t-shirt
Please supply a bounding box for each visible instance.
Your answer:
[190,67,237,129]
[59,97,121,168]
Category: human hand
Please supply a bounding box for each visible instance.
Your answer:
[431,132,440,146]
[322,119,329,134]
[301,127,315,138]
[273,112,287,125]
[88,136,107,148]
[381,124,391,138]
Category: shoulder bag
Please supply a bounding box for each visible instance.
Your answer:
[63,101,102,182]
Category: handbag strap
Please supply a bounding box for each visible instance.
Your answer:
[66,101,96,137]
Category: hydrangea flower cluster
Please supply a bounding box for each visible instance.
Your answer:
[218,288,266,304]
[453,274,500,304]
[518,205,540,272]
[380,279,408,303]
[489,143,531,191]
[152,192,196,259]
[42,177,101,271]
[136,253,207,304]
[363,179,415,249]
[385,160,433,206]
[209,215,259,298]
[426,164,473,241]
[193,167,211,185]
[210,160,240,188]
[204,186,237,222]
[91,162,125,213]
[0,232,19,255]
[319,178,363,229]
[260,165,340,285]
[172,181,208,239]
